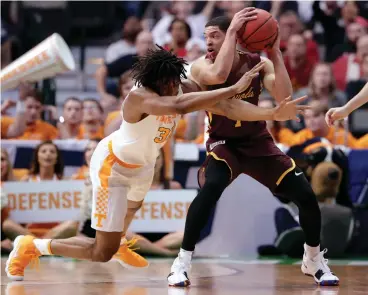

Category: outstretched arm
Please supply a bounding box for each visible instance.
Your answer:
[261,31,293,103]
[191,7,257,85]
[125,62,265,118]
[207,95,308,122]
[326,82,368,126]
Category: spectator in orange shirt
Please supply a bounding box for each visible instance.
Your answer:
[4,89,59,140]
[284,34,317,91]
[78,99,104,140]
[259,99,295,146]
[58,97,83,139]
[292,101,357,148]
[72,139,100,180]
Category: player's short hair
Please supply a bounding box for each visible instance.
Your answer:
[132,46,187,95]
[205,16,231,33]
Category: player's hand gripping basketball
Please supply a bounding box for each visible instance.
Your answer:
[325,106,350,127]
[229,7,257,32]
[272,96,309,122]
[232,60,265,93]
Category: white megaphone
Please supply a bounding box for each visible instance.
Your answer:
[0,33,76,91]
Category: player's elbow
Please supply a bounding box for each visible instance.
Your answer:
[174,104,189,115]
[212,72,227,84]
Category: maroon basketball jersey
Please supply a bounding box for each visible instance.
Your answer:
[206,52,268,140]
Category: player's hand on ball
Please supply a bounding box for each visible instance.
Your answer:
[325,106,350,127]
[233,60,265,93]
[272,96,309,122]
[229,7,257,32]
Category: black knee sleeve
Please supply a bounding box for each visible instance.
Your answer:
[181,159,231,251]
[275,167,321,247]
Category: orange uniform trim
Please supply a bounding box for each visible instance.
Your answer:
[107,140,143,169]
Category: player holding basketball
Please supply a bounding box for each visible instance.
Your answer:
[6,47,307,281]
[168,10,339,287]
[326,82,368,126]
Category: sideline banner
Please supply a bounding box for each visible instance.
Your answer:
[3,181,197,232]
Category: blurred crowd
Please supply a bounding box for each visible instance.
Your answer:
[1,1,368,256]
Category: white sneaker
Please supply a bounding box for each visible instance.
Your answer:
[301,248,339,286]
[167,256,191,287]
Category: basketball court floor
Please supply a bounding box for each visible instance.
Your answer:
[1,257,367,295]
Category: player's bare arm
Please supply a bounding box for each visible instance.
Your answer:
[183,76,309,122]
[207,95,309,122]
[326,82,368,126]
[123,61,265,121]
[192,8,257,85]
[261,29,293,103]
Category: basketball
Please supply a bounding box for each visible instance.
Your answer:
[237,9,278,52]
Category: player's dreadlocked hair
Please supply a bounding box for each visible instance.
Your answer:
[132,46,188,95]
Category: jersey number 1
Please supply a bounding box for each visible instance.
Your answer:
[235,120,241,127]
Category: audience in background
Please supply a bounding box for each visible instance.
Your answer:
[330,20,367,62]
[163,18,191,58]
[4,89,58,140]
[104,71,134,136]
[105,16,141,63]
[292,101,357,147]
[78,99,104,140]
[72,139,100,180]
[58,97,83,139]
[333,35,368,90]
[284,34,317,91]
[96,31,154,111]
[301,63,347,108]
[278,10,319,64]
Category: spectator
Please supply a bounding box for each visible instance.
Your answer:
[58,97,83,139]
[259,99,295,146]
[72,139,100,180]
[104,71,134,137]
[292,101,357,147]
[79,99,104,140]
[20,141,76,238]
[1,149,32,249]
[311,1,359,61]
[284,34,318,91]
[95,31,154,110]
[356,133,368,149]
[305,63,347,108]
[151,1,216,45]
[345,53,368,104]
[221,1,250,19]
[278,10,319,64]
[105,16,142,63]
[3,89,58,140]
[163,18,191,58]
[330,21,367,62]
[22,140,64,181]
[333,35,368,90]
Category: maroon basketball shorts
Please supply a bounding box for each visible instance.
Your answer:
[198,135,295,193]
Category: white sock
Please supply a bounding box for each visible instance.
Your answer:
[33,239,53,255]
[305,244,320,259]
[179,248,193,261]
